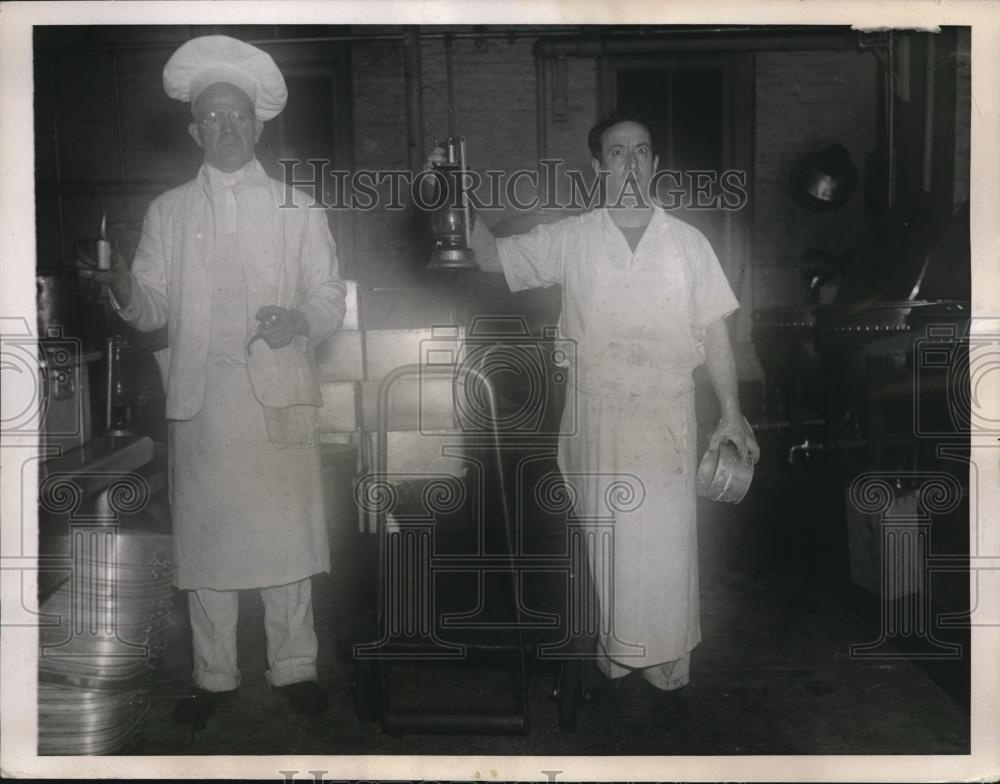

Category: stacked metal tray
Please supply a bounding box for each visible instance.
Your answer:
[37,529,174,755]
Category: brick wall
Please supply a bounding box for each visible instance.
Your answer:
[349,34,551,291]
[752,50,878,310]
[352,43,882,312]
[35,30,886,320]
[349,40,415,289]
[346,35,602,336]
[35,44,193,269]
[347,34,593,329]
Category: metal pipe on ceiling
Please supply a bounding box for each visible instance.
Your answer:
[37,26,862,57]
[249,29,575,46]
[532,29,857,58]
[36,28,586,56]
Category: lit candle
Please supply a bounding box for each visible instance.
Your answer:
[97,213,112,270]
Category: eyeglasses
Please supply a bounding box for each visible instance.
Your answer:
[196,110,253,130]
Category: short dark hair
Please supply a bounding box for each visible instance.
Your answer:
[587,110,660,161]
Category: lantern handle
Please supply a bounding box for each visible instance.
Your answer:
[420,85,456,131]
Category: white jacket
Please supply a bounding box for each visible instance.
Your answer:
[118,159,346,420]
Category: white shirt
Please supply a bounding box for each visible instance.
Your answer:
[497,207,738,381]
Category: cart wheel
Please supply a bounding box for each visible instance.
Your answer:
[351,659,382,722]
[557,660,582,733]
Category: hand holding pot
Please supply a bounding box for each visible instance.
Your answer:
[708,412,760,464]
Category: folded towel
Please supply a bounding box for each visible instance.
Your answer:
[263,404,319,449]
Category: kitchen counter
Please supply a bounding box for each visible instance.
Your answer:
[37,432,158,601]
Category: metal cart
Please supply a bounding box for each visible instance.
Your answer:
[350,362,589,734]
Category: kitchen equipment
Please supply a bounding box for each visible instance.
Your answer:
[351,362,586,734]
[38,341,102,457]
[38,522,174,755]
[424,136,477,270]
[34,297,166,754]
[36,269,83,339]
[105,335,136,435]
[696,441,754,504]
[753,196,970,430]
[794,144,859,209]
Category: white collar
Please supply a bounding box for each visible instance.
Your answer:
[203,159,257,190]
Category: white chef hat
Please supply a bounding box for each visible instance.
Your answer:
[163,35,287,120]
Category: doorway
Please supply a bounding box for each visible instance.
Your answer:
[600,53,754,337]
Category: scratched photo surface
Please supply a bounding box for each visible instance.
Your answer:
[2,2,999,782]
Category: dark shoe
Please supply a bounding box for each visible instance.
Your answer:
[643,681,690,719]
[171,687,237,726]
[272,680,329,715]
[583,666,637,709]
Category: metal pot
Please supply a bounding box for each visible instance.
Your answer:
[696,442,754,504]
[794,144,858,209]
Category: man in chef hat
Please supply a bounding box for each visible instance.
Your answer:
[80,35,347,726]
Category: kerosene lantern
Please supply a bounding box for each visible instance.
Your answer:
[424,136,477,271]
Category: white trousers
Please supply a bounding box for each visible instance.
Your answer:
[188,577,319,692]
[597,650,691,691]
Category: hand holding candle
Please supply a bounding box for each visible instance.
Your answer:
[74,213,132,308]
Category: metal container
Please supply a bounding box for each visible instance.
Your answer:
[37,529,174,755]
[696,442,754,504]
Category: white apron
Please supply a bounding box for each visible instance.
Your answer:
[168,229,329,591]
[558,219,704,680]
